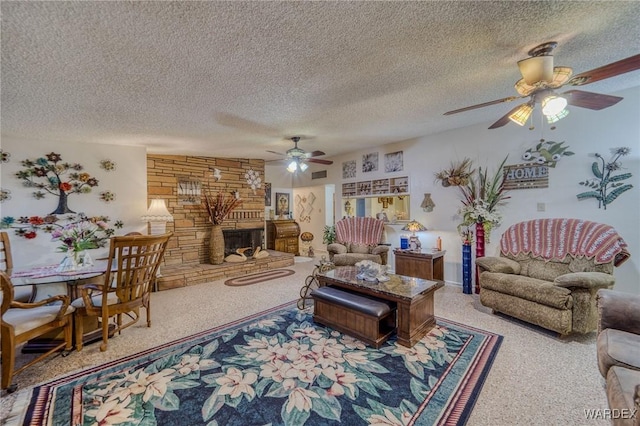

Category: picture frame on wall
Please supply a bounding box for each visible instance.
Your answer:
[264,182,272,206]
[276,192,290,218]
[342,160,356,179]
[362,152,378,173]
[385,151,404,172]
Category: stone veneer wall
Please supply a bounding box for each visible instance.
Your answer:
[147,155,266,268]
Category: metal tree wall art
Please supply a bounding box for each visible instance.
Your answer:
[16,152,99,214]
[577,147,633,210]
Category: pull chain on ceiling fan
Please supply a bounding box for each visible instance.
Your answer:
[444,42,640,129]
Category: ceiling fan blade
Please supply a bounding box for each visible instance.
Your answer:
[307,150,326,158]
[488,104,525,129]
[266,150,285,156]
[306,158,333,165]
[563,90,623,110]
[567,54,640,86]
[444,96,523,115]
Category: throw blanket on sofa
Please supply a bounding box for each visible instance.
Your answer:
[335,217,385,245]
[500,218,630,266]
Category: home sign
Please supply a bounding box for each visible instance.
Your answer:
[503,162,549,190]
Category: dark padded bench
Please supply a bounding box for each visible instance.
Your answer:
[310,286,396,348]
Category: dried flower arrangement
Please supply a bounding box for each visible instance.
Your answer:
[434,158,474,187]
[203,188,243,225]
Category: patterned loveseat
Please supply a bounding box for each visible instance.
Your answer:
[476,219,630,336]
[327,217,390,266]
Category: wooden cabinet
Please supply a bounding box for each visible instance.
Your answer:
[394,250,445,281]
[266,220,300,255]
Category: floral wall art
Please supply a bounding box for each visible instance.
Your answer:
[577,147,633,210]
[1,139,147,266]
[522,140,574,168]
[342,160,356,179]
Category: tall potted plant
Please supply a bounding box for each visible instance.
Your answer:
[457,156,510,293]
[203,189,242,265]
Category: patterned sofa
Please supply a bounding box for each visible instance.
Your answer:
[327,217,390,266]
[476,219,630,336]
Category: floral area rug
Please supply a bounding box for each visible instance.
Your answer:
[8,301,502,425]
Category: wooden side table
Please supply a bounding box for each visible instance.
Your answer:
[394,249,445,281]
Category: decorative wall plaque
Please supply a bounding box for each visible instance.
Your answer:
[503,163,549,190]
[177,177,202,204]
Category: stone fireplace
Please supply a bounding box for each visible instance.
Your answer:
[223,228,264,257]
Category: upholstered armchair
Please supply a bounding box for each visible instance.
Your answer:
[327,217,389,266]
[596,289,640,425]
[476,219,630,336]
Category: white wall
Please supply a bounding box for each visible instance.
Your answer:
[1,139,147,266]
[290,87,640,294]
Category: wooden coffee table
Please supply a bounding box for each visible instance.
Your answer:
[318,266,444,347]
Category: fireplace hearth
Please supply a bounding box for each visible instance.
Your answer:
[223,228,264,257]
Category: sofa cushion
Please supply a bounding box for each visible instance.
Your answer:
[349,243,372,254]
[523,258,573,282]
[480,272,572,310]
[606,367,640,426]
[476,257,521,274]
[597,328,640,377]
[333,253,382,266]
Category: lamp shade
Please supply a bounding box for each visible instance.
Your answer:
[541,95,568,116]
[508,103,534,126]
[517,55,553,85]
[141,199,174,222]
[402,220,427,234]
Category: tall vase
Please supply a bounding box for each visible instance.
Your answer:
[462,244,472,294]
[51,191,75,215]
[475,222,485,294]
[209,224,225,265]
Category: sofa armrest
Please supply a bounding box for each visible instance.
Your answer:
[371,245,390,255]
[327,243,347,255]
[597,289,640,335]
[554,272,615,289]
[475,256,521,274]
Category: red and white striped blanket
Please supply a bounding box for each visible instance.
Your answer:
[500,218,630,266]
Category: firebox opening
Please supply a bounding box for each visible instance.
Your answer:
[223,228,264,257]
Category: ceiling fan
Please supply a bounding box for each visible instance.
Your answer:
[444,42,640,129]
[266,136,333,173]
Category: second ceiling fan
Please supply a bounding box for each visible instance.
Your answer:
[267,137,333,173]
[444,42,640,129]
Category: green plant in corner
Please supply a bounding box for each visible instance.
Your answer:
[322,225,336,245]
[577,147,633,210]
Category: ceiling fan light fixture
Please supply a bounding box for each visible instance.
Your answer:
[549,66,573,87]
[542,95,568,116]
[508,103,534,126]
[514,78,535,96]
[517,55,554,85]
[545,108,569,124]
[299,162,308,172]
[287,160,298,173]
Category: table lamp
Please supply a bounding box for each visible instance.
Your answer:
[402,220,427,251]
[141,199,174,234]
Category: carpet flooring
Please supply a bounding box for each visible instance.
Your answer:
[1,260,610,425]
[6,302,501,425]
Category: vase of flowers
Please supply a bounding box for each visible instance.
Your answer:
[52,218,111,271]
[456,157,509,293]
[203,189,243,265]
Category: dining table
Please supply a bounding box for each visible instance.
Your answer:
[10,259,115,352]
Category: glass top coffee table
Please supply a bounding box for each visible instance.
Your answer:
[318,266,444,347]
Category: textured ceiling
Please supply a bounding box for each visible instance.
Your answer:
[2,1,640,160]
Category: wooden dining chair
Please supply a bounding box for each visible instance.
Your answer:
[1,271,74,393]
[73,232,172,352]
[0,231,34,303]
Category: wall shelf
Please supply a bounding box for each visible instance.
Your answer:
[342,176,409,198]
